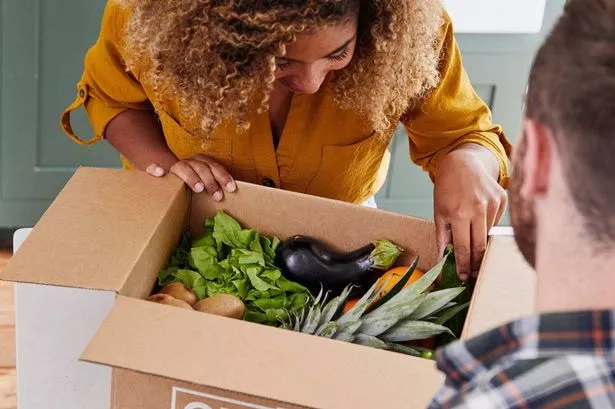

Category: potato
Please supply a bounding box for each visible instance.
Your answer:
[193,294,245,319]
[160,282,197,306]
[147,293,194,310]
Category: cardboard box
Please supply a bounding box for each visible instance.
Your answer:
[1,168,535,409]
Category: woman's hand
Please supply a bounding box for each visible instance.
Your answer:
[434,144,508,281]
[146,155,236,201]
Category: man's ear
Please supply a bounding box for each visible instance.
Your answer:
[520,119,553,199]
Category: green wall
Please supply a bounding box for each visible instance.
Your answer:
[0,0,565,228]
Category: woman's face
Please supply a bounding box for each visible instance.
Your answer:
[274,14,359,95]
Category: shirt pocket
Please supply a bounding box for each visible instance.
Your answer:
[305,132,388,203]
[157,110,233,172]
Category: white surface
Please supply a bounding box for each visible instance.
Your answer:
[13,228,32,252]
[13,229,115,409]
[443,0,547,34]
[489,226,514,236]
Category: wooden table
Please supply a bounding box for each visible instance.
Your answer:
[0,250,16,409]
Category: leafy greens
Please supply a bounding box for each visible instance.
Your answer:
[158,211,310,326]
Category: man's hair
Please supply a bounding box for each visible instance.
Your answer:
[526,0,615,243]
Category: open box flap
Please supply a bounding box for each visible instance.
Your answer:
[191,183,439,272]
[463,236,536,338]
[0,168,189,294]
[82,296,445,409]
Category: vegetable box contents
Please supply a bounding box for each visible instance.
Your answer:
[277,236,403,297]
[156,211,311,326]
[151,211,471,358]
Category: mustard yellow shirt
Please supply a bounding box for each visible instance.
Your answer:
[61,2,511,204]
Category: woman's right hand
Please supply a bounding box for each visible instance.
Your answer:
[146,154,237,201]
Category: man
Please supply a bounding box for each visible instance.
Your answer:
[429,0,615,407]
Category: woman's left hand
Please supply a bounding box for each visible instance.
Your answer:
[434,144,508,281]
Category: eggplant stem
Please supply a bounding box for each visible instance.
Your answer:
[369,240,404,270]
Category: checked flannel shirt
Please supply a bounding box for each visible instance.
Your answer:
[429,310,615,409]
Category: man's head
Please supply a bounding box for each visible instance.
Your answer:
[511,0,615,267]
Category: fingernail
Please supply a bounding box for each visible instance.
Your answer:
[194,183,204,193]
[154,167,164,176]
[226,181,237,192]
[212,191,223,202]
[459,273,469,282]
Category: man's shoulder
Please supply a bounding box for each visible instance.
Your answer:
[431,354,615,409]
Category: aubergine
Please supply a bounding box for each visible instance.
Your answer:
[276,236,403,296]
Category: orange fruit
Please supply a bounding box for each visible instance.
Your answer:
[342,266,424,313]
[343,298,359,313]
[379,266,424,293]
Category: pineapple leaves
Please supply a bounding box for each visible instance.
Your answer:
[358,294,426,336]
[385,343,422,357]
[434,302,470,325]
[315,321,338,338]
[333,320,362,342]
[319,285,352,326]
[408,288,465,320]
[293,309,305,332]
[301,304,322,334]
[354,334,390,350]
[367,255,418,312]
[364,247,454,320]
[285,245,470,359]
[336,278,385,326]
[380,320,454,342]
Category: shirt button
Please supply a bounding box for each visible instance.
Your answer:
[262,177,276,188]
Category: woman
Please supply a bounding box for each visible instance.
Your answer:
[61,0,511,279]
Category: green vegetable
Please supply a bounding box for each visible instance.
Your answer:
[285,247,466,358]
[435,245,473,342]
[157,211,310,326]
[420,350,434,360]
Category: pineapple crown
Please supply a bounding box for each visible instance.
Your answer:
[283,246,470,357]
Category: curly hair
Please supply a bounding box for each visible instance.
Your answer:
[116,0,443,137]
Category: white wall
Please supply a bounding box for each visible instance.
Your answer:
[443,0,547,34]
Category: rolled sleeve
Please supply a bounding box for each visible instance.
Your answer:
[60,1,152,145]
[402,12,512,188]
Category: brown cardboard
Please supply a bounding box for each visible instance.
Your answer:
[0,167,536,409]
[83,296,444,409]
[463,236,536,338]
[189,182,438,271]
[110,368,307,409]
[0,168,189,293]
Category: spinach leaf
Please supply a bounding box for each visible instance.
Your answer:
[189,246,217,274]
[212,211,243,248]
[245,266,277,292]
[157,266,178,286]
[157,210,310,326]
[261,269,281,282]
[253,296,287,312]
[174,269,206,288]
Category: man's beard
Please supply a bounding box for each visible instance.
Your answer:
[510,135,537,268]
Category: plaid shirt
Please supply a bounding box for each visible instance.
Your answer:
[429,310,615,409]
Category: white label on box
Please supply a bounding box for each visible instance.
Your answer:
[171,386,285,409]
